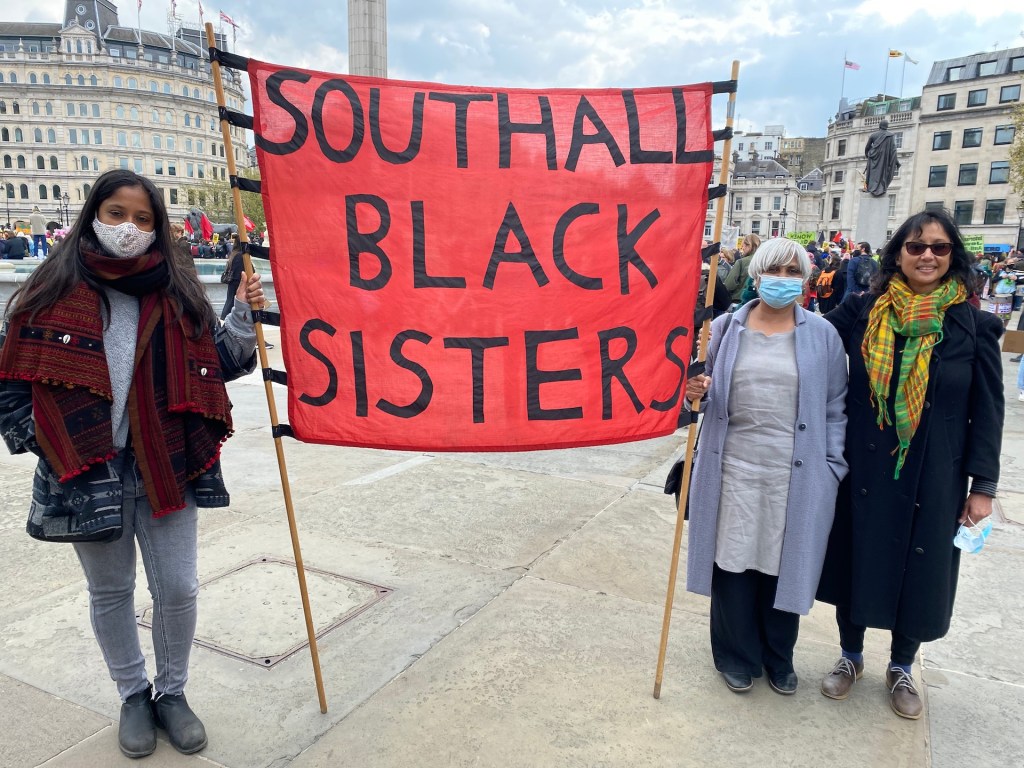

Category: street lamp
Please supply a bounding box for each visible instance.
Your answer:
[781,185,791,236]
[61,192,70,228]
[0,176,10,228]
[1017,203,1024,253]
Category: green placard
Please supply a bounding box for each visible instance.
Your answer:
[962,234,985,253]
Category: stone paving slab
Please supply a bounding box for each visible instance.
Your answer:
[0,674,109,768]
[39,727,228,768]
[290,576,927,768]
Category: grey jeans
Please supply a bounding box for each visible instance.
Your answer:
[73,456,199,701]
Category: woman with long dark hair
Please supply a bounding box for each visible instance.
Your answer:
[0,170,264,757]
[816,209,1003,720]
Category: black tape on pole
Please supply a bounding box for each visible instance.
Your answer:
[712,127,734,142]
[219,106,254,130]
[209,47,250,71]
[687,361,706,378]
[712,79,738,94]
[707,184,727,200]
[244,242,270,260]
[272,424,295,439]
[693,306,715,326]
[251,309,281,325]
[701,241,720,260]
[263,368,289,386]
[230,175,262,193]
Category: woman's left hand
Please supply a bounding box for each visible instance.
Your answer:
[236,273,266,308]
[959,492,993,525]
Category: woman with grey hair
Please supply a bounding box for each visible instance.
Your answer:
[684,237,849,695]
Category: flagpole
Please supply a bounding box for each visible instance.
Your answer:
[840,51,847,109]
[900,56,907,98]
[653,59,740,701]
[203,21,329,715]
[883,54,890,98]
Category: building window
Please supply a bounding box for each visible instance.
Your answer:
[168,161,176,176]
[892,131,904,148]
[831,197,841,219]
[967,89,987,107]
[932,131,951,150]
[155,160,163,175]
[734,197,743,211]
[169,189,178,205]
[978,60,998,77]
[888,194,896,217]
[994,125,1015,145]
[990,161,1010,184]
[833,170,844,183]
[773,196,781,210]
[1000,85,1020,103]
[753,197,762,210]
[1011,56,1024,73]
[750,220,761,234]
[946,66,965,81]
[133,158,143,173]
[153,135,162,150]
[958,164,978,185]
[928,166,947,187]
[68,129,78,145]
[984,200,1005,225]
[93,130,101,144]
[953,201,973,225]
[837,139,847,156]
[937,93,956,110]
[924,201,945,213]
[962,128,982,148]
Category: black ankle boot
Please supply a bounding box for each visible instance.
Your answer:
[152,692,208,754]
[118,684,157,758]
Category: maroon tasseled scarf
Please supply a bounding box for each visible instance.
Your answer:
[0,251,233,516]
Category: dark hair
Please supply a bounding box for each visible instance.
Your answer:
[858,241,871,254]
[5,170,212,333]
[872,209,975,295]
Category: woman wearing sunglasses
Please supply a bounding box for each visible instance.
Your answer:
[816,209,1003,720]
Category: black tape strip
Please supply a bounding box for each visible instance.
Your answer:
[263,368,288,386]
[687,361,706,378]
[694,306,714,325]
[708,184,727,200]
[712,79,738,94]
[218,106,254,130]
[272,424,295,439]
[230,175,262,193]
[251,309,281,325]
[690,410,701,424]
[712,127,734,141]
[701,241,720,260]
[244,242,270,259]
[209,47,250,71]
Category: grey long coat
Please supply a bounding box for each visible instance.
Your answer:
[686,301,850,614]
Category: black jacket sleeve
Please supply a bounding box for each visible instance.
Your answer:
[964,308,1005,486]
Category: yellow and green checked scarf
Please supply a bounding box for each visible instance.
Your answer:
[861,277,966,477]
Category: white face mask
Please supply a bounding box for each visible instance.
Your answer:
[92,217,157,258]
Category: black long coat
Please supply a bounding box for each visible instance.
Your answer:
[816,292,1004,641]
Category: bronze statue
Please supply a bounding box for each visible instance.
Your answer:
[864,119,900,197]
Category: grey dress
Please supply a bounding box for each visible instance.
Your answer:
[714,328,798,576]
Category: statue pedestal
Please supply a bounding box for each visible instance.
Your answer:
[856,193,889,249]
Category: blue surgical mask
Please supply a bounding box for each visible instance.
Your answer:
[953,517,992,554]
[757,275,804,308]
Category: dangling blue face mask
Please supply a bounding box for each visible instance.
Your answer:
[757,275,804,308]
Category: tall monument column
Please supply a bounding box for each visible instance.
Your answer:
[348,0,388,77]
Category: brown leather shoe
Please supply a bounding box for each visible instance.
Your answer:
[821,656,864,700]
[886,667,923,720]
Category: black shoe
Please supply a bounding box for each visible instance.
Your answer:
[768,670,799,695]
[118,685,157,758]
[721,671,753,693]
[1011,354,1022,363]
[264,342,274,349]
[152,692,208,754]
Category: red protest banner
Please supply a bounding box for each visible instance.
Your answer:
[247,59,713,451]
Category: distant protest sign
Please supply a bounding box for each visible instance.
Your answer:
[962,234,985,253]
[247,60,714,450]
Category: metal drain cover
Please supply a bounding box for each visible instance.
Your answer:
[138,556,391,667]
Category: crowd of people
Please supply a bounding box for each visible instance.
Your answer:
[686,209,1004,722]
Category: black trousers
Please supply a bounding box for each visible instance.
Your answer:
[835,605,921,667]
[710,565,800,677]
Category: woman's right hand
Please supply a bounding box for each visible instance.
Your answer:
[685,373,711,402]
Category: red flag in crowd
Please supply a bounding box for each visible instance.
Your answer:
[243,215,256,232]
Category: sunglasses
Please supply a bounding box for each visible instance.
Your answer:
[904,241,953,257]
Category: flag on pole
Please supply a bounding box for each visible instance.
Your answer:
[198,0,205,22]
[844,60,860,70]
[138,0,142,9]
[219,10,238,27]
[905,53,919,65]
[243,214,256,232]
[889,49,903,58]
[832,230,844,244]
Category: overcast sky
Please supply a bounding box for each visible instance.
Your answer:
[17,1,1024,137]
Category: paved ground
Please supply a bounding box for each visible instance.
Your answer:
[1,323,1022,768]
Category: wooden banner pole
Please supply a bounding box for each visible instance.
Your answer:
[653,60,740,700]
[204,23,328,714]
